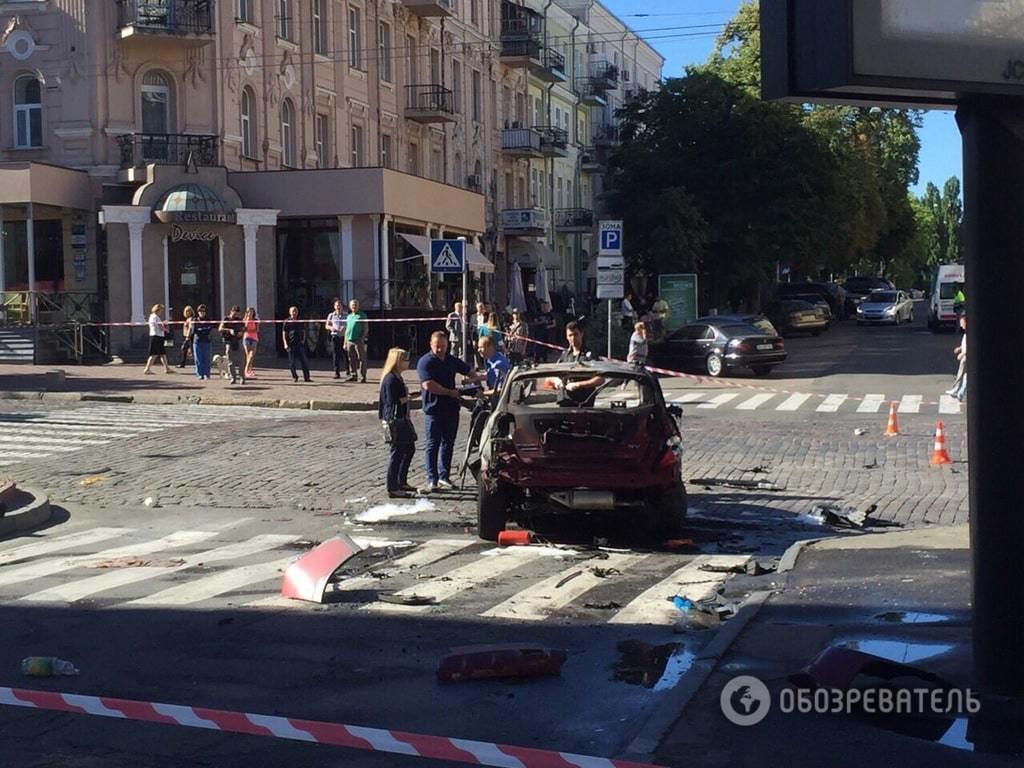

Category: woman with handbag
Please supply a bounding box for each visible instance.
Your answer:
[379,347,418,498]
[142,303,172,375]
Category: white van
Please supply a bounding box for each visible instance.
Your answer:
[928,264,965,332]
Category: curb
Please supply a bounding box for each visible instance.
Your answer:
[619,589,775,763]
[0,390,386,412]
[0,486,52,537]
[777,537,826,573]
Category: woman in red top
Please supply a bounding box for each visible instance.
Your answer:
[242,307,259,378]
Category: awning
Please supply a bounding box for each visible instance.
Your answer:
[507,240,557,268]
[398,233,494,274]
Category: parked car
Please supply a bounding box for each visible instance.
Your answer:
[475,361,686,541]
[856,289,915,325]
[649,320,787,377]
[762,300,830,337]
[843,276,895,315]
[693,314,779,336]
[776,282,846,319]
[785,293,833,325]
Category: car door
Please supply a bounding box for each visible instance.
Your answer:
[678,324,709,369]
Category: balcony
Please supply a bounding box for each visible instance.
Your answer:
[575,79,607,107]
[501,207,547,236]
[117,133,219,169]
[579,146,602,171]
[592,124,620,147]
[500,35,543,66]
[502,127,544,158]
[535,126,569,157]
[555,208,595,232]
[589,59,620,91]
[116,0,214,45]
[405,85,457,124]
[401,0,453,17]
[535,48,567,83]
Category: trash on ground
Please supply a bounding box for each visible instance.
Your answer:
[612,640,681,688]
[669,595,720,631]
[345,496,369,504]
[90,556,184,569]
[437,644,567,682]
[483,545,579,558]
[589,566,622,578]
[864,458,879,469]
[745,559,777,576]
[279,534,362,603]
[584,601,622,610]
[380,593,437,606]
[79,475,106,487]
[854,428,868,436]
[663,538,695,550]
[142,496,159,508]
[355,498,434,523]
[497,529,533,546]
[353,538,415,549]
[21,657,80,677]
[689,478,785,492]
[808,503,899,529]
[699,562,746,574]
[744,465,771,474]
[555,570,583,588]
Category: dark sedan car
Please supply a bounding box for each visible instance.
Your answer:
[762,299,830,336]
[776,282,846,319]
[649,320,786,377]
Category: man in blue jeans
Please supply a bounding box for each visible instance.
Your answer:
[417,330,486,493]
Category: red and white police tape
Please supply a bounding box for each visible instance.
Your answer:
[0,686,664,768]
[78,316,448,327]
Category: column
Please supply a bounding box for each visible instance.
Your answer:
[339,214,354,300]
[26,202,35,300]
[235,209,279,320]
[0,204,5,292]
[370,214,381,309]
[380,215,391,309]
[241,222,259,313]
[127,221,146,322]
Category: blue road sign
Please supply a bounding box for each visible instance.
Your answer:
[430,239,465,274]
[598,220,623,256]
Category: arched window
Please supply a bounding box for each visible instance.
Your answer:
[240,87,255,159]
[14,74,42,148]
[141,71,171,135]
[281,99,295,167]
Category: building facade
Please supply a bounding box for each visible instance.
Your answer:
[0,0,660,359]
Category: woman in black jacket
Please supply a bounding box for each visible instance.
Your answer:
[378,348,417,498]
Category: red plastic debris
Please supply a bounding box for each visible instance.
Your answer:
[663,538,695,550]
[437,644,568,682]
[280,533,362,603]
[497,530,533,547]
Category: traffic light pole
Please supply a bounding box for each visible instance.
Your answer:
[957,101,1024,698]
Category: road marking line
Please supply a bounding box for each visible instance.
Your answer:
[0,427,127,442]
[0,528,132,567]
[696,393,741,410]
[857,394,886,414]
[482,553,648,621]
[0,530,217,588]
[609,555,750,626]
[939,395,962,415]
[775,393,811,412]
[0,435,110,448]
[0,421,152,435]
[736,393,776,410]
[898,395,923,414]
[20,534,298,603]
[0,450,57,460]
[125,557,296,607]
[671,392,708,404]
[816,394,848,413]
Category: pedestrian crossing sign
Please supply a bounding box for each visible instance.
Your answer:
[430,239,466,274]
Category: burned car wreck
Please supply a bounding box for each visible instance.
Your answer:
[473,361,687,541]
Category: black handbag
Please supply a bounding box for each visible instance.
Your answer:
[383,417,417,446]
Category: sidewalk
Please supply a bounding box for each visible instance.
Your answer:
[648,526,1021,766]
[0,360,394,410]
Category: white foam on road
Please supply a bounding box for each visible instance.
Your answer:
[355,498,435,523]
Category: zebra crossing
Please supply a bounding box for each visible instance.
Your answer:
[0,404,301,467]
[0,523,745,625]
[670,390,963,416]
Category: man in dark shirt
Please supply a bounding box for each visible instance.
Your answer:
[218,306,246,384]
[416,330,486,493]
[558,321,594,364]
[281,306,311,382]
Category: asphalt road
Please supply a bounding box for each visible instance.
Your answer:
[0,314,970,767]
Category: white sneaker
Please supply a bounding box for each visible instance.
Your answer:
[436,479,455,490]
[944,388,957,396]
[418,483,438,495]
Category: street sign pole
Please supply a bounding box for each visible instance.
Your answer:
[597,220,625,361]
[607,300,612,359]
[461,241,469,363]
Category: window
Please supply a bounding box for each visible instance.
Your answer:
[312,0,326,54]
[348,6,361,69]
[406,35,417,84]
[451,62,462,114]
[315,114,328,167]
[470,0,479,26]
[471,70,481,122]
[277,0,291,40]
[380,133,392,168]
[140,71,170,134]
[430,48,440,86]
[14,74,42,148]
[454,153,463,187]
[238,0,254,23]
[431,148,442,181]
[407,141,419,175]
[281,99,295,167]
[378,21,392,82]
[556,177,563,208]
[240,87,256,158]
[350,124,364,166]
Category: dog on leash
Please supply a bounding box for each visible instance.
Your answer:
[210,354,230,380]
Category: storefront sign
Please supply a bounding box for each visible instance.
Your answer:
[659,273,699,333]
[171,225,217,243]
[162,211,235,224]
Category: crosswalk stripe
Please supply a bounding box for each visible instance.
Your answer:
[939,395,962,415]
[736,393,776,410]
[0,435,109,448]
[20,534,298,603]
[816,394,848,413]
[609,555,750,626]
[124,557,296,607]
[696,393,741,410]
[0,427,124,442]
[0,450,59,459]
[482,553,648,621]
[0,530,217,588]
[776,393,811,412]
[0,528,132,567]
[0,421,153,435]
[364,547,546,613]
[898,395,923,414]
[857,394,886,414]
[672,392,708,404]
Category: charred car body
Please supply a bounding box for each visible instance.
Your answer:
[474,361,687,541]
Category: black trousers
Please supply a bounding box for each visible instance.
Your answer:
[387,442,415,491]
[331,334,346,375]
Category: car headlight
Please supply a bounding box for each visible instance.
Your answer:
[856,306,864,314]
[884,307,896,315]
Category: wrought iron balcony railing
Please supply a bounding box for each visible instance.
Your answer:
[116,0,214,35]
[118,133,219,167]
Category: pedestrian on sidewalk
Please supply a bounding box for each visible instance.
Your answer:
[143,304,172,375]
[192,304,213,380]
[242,307,259,378]
[325,298,346,380]
[219,306,246,384]
[621,291,637,331]
[283,306,311,382]
[950,313,967,402]
[533,301,554,363]
[627,321,649,365]
[379,347,417,498]
[507,309,529,365]
[177,305,195,368]
[446,301,464,359]
[345,299,368,383]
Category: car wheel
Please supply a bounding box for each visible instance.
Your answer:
[751,365,772,377]
[706,353,724,377]
[651,484,688,541]
[476,475,508,542]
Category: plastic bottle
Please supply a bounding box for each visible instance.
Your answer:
[21,656,80,677]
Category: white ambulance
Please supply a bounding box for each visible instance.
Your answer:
[928,264,965,332]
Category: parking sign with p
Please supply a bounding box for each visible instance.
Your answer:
[599,220,623,256]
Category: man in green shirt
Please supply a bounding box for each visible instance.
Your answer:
[345,299,368,383]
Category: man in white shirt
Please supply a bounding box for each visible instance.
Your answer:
[325,299,346,380]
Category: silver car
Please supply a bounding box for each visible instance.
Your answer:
[856,289,914,325]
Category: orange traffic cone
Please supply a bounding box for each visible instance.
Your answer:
[884,401,900,437]
[930,421,953,466]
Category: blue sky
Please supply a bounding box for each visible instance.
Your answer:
[601,0,962,195]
